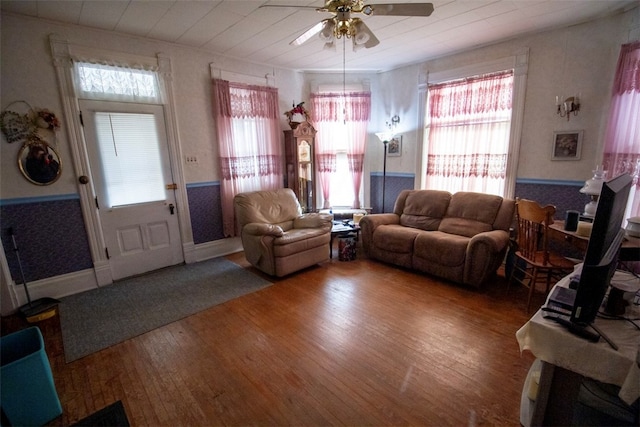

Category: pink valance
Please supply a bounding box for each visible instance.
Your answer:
[612,41,640,95]
[429,71,513,118]
[310,91,371,122]
[212,79,279,119]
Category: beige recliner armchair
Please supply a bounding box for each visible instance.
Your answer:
[234,188,333,277]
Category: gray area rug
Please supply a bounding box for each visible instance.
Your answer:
[59,258,271,362]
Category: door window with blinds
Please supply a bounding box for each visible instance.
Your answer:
[93,112,166,207]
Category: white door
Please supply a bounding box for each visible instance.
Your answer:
[80,100,183,280]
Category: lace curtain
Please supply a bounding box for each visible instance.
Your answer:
[212,79,282,237]
[602,41,640,218]
[310,91,371,208]
[425,71,513,196]
[74,62,161,103]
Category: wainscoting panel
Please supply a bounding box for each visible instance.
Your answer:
[514,179,587,221]
[368,176,587,223]
[186,182,224,244]
[0,195,93,283]
[370,173,415,213]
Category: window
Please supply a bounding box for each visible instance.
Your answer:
[212,79,281,237]
[311,90,370,209]
[331,151,355,207]
[424,70,513,196]
[93,112,166,207]
[74,62,160,103]
[602,41,640,218]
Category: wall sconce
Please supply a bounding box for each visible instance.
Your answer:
[386,115,400,130]
[579,165,605,218]
[556,95,580,120]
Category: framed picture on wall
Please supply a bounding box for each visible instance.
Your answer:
[388,135,402,157]
[551,130,583,161]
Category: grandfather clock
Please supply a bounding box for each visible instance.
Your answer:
[284,121,316,212]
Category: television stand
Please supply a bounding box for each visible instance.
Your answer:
[517,273,639,426]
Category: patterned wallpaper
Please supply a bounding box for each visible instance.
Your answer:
[370,173,415,213]
[369,174,588,221]
[0,196,92,282]
[186,182,224,244]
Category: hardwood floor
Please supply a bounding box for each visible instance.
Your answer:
[2,250,539,426]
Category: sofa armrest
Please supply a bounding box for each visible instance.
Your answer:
[464,230,510,287]
[243,222,284,237]
[294,213,333,230]
[360,213,400,256]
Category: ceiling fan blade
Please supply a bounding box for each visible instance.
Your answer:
[369,3,434,17]
[258,4,320,10]
[290,21,325,46]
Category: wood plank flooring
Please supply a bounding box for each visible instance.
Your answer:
[1,249,538,426]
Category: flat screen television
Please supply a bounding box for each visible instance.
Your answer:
[570,173,632,325]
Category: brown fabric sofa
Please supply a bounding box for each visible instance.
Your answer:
[360,189,515,288]
[234,188,333,277]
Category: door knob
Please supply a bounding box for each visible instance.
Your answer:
[79,176,89,184]
[169,203,175,215]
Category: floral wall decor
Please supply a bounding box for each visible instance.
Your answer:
[284,101,309,129]
[1,101,62,185]
[1,101,60,145]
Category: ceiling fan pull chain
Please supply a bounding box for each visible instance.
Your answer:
[343,36,347,125]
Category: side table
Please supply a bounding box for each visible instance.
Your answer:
[330,222,360,259]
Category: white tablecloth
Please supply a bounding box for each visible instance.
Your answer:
[516,267,640,405]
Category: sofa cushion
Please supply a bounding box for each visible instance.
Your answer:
[413,230,469,267]
[399,190,451,231]
[273,229,330,257]
[373,224,420,253]
[439,192,503,237]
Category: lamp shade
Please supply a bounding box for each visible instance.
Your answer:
[319,20,335,42]
[376,132,394,143]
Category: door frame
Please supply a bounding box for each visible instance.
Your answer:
[50,36,195,286]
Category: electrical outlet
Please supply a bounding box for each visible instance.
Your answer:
[186,156,198,164]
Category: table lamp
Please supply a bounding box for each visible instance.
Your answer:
[579,165,605,218]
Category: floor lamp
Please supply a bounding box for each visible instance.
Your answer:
[376,132,394,213]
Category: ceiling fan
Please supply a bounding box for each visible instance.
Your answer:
[261,1,434,50]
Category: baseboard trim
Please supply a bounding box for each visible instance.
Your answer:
[8,268,99,314]
[191,237,243,263]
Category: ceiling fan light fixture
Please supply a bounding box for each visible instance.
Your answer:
[287,1,434,48]
[323,40,336,51]
[352,19,379,50]
[319,20,335,41]
[353,19,370,44]
[336,21,353,37]
[355,31,370,44]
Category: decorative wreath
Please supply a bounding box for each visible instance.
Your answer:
[0,101,61,144]
[284,101,310,126]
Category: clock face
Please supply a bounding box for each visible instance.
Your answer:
[298,140,310,161]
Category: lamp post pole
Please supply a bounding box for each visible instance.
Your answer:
[382,140,388,213]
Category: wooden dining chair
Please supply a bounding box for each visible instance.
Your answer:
[509,198,577,312]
